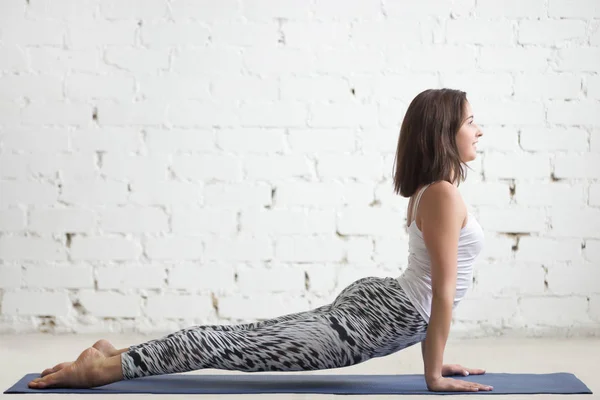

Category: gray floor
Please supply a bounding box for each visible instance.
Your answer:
[1,334,598,399]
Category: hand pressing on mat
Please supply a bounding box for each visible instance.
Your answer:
[427,376,493,392]
[28,339,125,389]
[442,364,486,377]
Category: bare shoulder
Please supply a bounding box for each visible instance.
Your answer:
[419,181,466,227]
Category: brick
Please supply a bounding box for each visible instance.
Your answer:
[172,154,242,182]
[101,154,169,181]
[548,101,600,126]
[280,76,350,102]
[172,208,237,235]
[236,265,305,294]
[239,102,308,128]
[353,74,439,103]
[554,154,600,179]
[146,294,213,319]
[453,297,517,323]
[211,21,278,47]
[373,237,409,263]
[313,0,381,19]
[473,263,544,296]
[2,291,70,316]
[484,153,550,179]
[138,75,210,101]
[95,264,164,289]
[0,265,21,288]
[100,0,168,19]
[389,46,476,72]
[23,264,93,288]
[71,237,142,261]
[170,0,240,20]
[2,20,64,45]
[550,208,600,238]
[519,20,586,46]
[203,236,272,261]
[2,128,70,152]
[204,183,271,207]
[547,265,600,295]
[337,208,404,236]
[479,47,550,72]
[345,237,374,263]
[105,48,169,74]
[167,101,238,127]
[588,75,600,99]
[99,101,167,125]
[288,129,356,153]
[29,208,95,233]
[70,127,140,152]
[459,181,512,206]
[286,22,350,48]
[145,128,215,153]
[168,262,235,292]
[218,294,310,321]
[29,48,99,74]
[60,181,128,206]
[591,295,600,322]
[172,48,241,75]
[477,235,515,261]
[0,182,58,207]
[22,102,91,126]
[477,101,545,125]
[447,20,513,45]
[27,0,96,20]
[304,264,338,294]
[309,103,377,128]
[241,0,310,21]
[141,22,210,47]
[519,297,591,326]
[317,154,382,180]
[441,73,512,100]
[516,237,582,262]
[386,0,475,16]
[0,46,27,71]
[145,237,204,260]
[276,236,344,262]
[78,291,140,318]
[217,128,285,153]
[584,240,600,262]
[241,209,335,235]
[129,180,202,206]
[520,127,587,151]
[549,0,600,18]
[591,130,600,152]
[275,182,374,207]
[212,76,278,101]
[0,74,63,101]
[243,47,314,75]
[67,21,136,49]
[514,74,581,100]
[0,209,25,232]
[591,184,600,207]
[28,153,98,181]
[557,48,600,72]
[478,206,546,233]
[515,183,586,206]
[244,155,314,180]
[477,0,545,17]
[359,128,399,154]
[66,73,134,100]
[99,207,168,233]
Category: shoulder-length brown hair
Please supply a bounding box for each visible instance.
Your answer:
[393,88,469,197]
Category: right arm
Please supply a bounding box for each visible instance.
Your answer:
[419,182,491,392]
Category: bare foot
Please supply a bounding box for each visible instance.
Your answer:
[29,344,124,389]
[40,339,126,378]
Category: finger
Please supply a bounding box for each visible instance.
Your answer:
[467,368,486,375]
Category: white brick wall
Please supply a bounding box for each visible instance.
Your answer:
[0,0,599,337]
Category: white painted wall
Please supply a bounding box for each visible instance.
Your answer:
[0,0,599,337]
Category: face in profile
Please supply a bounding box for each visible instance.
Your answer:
[456,101,483,163]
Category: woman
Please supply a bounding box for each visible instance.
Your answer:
[28,88,490,392]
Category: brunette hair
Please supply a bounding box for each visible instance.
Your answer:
[393,88,469,197]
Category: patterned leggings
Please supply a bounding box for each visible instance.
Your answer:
[121,277,428,379]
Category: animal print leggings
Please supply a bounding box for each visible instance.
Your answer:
[121,277,429,379]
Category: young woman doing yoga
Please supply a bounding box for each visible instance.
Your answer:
[28,88,491,392]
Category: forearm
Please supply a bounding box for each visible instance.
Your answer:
[423,295,453,383]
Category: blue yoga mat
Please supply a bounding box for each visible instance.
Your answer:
[4,372,592,395]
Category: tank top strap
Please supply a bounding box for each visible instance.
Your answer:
[411,183,432,222]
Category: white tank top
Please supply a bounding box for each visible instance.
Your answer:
[396,183,485,323]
